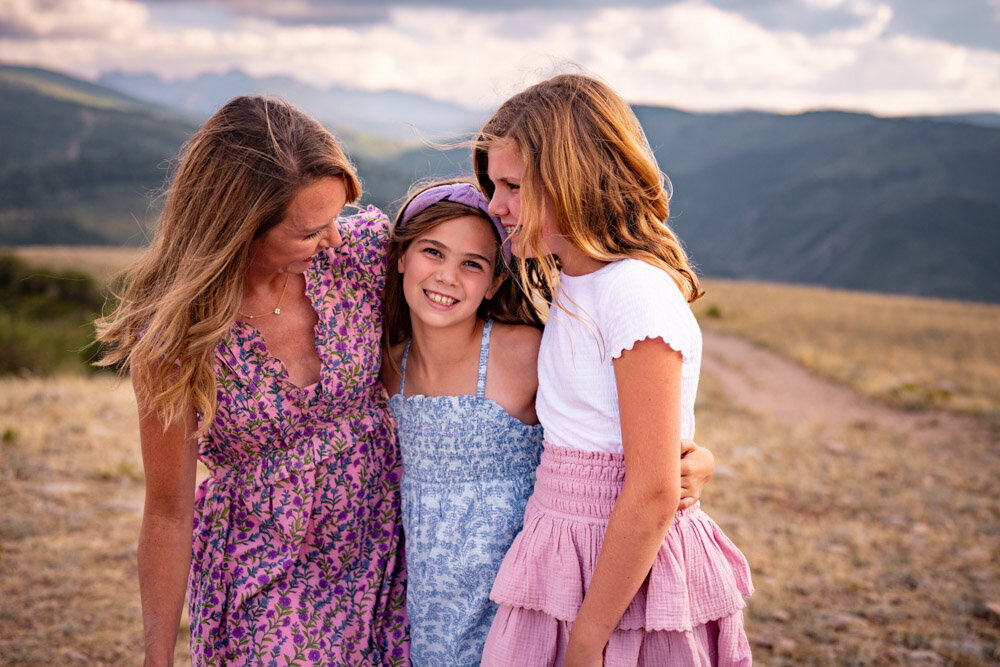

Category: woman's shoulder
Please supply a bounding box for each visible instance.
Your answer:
[337,205,390,251]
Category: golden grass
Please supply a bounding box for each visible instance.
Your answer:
[0,375,192,665]
[695,359,1000,664]
[694,279,1000,418]
[3,245,144,285]
[1,250,998,664]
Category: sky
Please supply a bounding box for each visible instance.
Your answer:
[1,0,999,117]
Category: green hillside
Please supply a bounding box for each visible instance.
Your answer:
[0,65,197,244]
[2,64,999,303]
[631,107,1000,302]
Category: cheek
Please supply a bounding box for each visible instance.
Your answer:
[510,234,533,259]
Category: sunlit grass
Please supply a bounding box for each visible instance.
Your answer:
[5,245,143,285]
[1,251,998,664]
[694,279,1000,418]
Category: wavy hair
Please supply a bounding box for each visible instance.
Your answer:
[382,179,545,362]
[95,96,361,433]
[473,73,702,303]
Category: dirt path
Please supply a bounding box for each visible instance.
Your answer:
[701,330,988,445]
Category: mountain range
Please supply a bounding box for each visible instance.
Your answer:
[2,63,998,303]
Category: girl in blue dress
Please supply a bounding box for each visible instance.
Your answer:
[380,180,717,665]
[380,180,545,665]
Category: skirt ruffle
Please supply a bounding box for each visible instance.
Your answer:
[488,444,753,633]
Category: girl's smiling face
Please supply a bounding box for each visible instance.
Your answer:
[398,214,505,330]
[486,141,562,261]
[485,141,603,276]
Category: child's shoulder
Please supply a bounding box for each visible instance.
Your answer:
[486,321,541,426]
[600,259,688,305]
[491,322,542,364]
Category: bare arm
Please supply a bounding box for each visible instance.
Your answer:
[132,367,198,667]
[564,337,683,665]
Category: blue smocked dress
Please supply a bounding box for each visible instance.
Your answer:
[388,319,543,666]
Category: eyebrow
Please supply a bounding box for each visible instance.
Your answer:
[417,238,494,266]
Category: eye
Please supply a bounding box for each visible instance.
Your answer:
[421,247,442,258]
[463,260,485,271]
[507,182,521,192]
[305,230,322,239]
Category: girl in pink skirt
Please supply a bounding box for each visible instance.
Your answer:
[474,73,754,666]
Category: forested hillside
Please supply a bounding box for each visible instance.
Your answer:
[3,63,999,303]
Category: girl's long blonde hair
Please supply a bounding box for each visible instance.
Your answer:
[95,95,360,433]
[473,73,702,302]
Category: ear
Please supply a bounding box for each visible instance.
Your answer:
[485,271,507,300]
[397,253,405,274]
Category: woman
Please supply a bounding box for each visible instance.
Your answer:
[95,96,408,665]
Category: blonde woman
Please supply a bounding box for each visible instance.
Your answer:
[96,96,408,665]
[475,74,753,666]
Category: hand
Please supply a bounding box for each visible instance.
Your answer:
[679,439,714,510]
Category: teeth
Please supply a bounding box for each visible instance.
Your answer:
[426,291,457,306]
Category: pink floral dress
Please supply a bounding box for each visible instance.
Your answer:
[188,206,409,665]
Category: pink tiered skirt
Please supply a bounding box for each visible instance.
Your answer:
[481,444,753,666]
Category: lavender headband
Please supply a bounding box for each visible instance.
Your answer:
[399,182,511,264]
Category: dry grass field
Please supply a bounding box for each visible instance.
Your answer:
[1,248,998,665]
[692,280,1000,420]
[4,245,144,284]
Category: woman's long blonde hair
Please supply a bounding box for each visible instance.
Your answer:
[473,73,702,302]
[95,95,360,433]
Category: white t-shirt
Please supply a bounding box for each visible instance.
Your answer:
[536,258,702,453]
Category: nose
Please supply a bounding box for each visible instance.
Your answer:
[434,262,458,285]
[488,192,506,217]
[320,222,343,250]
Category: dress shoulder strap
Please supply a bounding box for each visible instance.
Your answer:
[399,340,411,395]
[476,319,493,399]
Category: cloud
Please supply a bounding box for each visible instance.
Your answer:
[1,0,998,115]
[0,0,149,39]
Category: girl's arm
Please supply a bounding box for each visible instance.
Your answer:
[564,337,683,666]
[132,367,199,667]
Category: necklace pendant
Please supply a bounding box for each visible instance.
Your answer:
[273,307,281,315]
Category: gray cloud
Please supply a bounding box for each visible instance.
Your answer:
[138,0,688,26]
[136,0,1000,51]
[4,0,998,115]
[711,0,862,35]
[881,0,1000,51]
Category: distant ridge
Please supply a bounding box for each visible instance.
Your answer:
[1,64,155,112]
[0,64,197,245]
[98,69,485,143]
[2,63,999,304]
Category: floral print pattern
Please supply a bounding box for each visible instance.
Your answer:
[189,206,409,665]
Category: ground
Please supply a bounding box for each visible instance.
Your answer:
[0,330,997,664]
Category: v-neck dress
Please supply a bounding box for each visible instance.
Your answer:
[388,320,544,665]
[188,206,409,666]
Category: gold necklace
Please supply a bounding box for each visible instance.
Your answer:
[239,273,290,319]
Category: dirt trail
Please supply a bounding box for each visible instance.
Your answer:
[700,330,986,444]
